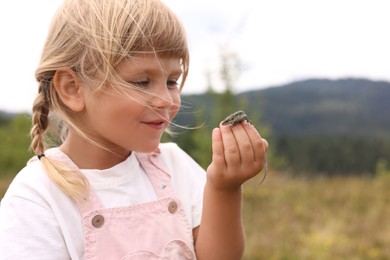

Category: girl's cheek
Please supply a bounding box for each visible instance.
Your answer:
[173,94,181,109]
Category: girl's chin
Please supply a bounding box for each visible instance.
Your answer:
[132,142,161,154]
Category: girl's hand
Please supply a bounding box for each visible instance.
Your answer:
[206,121,268,191]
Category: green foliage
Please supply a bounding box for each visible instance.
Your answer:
[0,114,33,177]
[273,135,390,175]
[375,158,390,181]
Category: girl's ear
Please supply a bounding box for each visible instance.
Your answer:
[53,68,85,112]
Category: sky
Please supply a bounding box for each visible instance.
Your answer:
[0,0,389,113]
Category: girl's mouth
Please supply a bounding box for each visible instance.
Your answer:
[142,120,166,130]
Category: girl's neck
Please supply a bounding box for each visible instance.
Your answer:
[59,132,130,170]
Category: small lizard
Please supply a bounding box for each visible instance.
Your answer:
[220,110,267,185]
[221,110,250,126]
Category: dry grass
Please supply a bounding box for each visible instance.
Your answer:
[2,173,390,259]
[243,172,390,259]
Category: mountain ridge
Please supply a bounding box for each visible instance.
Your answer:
[176,78,390,138]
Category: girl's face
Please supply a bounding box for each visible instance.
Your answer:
[81,54,182,155]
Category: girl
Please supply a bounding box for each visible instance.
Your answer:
[0,0,268,259]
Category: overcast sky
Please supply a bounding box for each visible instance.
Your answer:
[1,0,389,113]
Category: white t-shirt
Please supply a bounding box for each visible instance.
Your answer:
[0,143,206,260]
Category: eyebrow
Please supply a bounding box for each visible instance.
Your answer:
[124,66,182,75]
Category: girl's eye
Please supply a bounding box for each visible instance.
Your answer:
[131,80,149,87]
[130,79,178,89]
[167,80,179,89]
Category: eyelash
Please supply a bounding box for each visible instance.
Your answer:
[131,80,179,89]
[132,81,149,87]
[167,80,179,88]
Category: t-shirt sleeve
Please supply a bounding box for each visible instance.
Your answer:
[0,172,71,259]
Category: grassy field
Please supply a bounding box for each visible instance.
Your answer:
[242,172,390,259]
[2,172,390,259]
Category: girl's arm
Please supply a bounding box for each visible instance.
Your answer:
[194,121,268,260]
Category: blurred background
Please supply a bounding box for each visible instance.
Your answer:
[1,0,390,259]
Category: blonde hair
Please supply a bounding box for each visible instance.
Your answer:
[30,0,189,201]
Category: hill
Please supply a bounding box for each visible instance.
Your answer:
[177,78,390,138]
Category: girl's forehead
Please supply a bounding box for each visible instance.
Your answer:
[116,55,182,76]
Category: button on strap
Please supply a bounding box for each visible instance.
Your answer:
[168,201,178,214]
[92,214,105,228]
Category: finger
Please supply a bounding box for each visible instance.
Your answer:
[242,123,267,163]
[219,124,240,167]
[229,122,255,165]
[211,128,226,167]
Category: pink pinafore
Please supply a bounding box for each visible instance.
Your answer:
[77,151,197,259]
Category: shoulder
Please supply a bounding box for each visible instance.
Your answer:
[2,148,65,207]
[0,157,76,259]
[7,158,51,195]
[3,162,45,207]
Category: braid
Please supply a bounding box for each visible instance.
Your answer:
[30,74,89,202]
[30,79,51,154]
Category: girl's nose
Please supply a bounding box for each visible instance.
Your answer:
[150,85,174,109]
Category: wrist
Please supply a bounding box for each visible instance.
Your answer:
[205,180,243,196]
